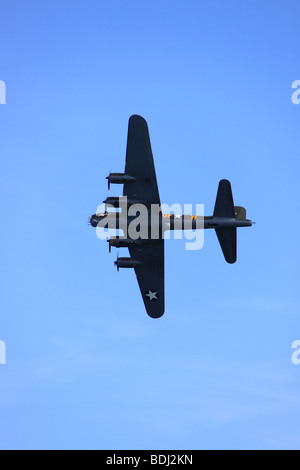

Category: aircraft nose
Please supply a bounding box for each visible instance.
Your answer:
[89,216,98,227]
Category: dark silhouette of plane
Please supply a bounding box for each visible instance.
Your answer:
[89,115,253,318]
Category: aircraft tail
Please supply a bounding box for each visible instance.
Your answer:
[234,206,247,220]
[213,179,237,264]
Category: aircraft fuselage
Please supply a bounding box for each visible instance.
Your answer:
[90,211,252,234]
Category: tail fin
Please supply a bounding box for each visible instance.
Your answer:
[234,206,247,220]
[214,180,237,264]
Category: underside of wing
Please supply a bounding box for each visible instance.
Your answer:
[123,115,161,206]
[128,240,165,319]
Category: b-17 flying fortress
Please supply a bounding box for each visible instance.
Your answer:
[89,115,253,318]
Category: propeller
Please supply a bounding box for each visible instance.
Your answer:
[103,191,109,210]
[114,251,120,272]
[106,170,112,191]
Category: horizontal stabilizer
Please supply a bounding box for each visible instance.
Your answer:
[214,179,235,218]
[213,180,237,263]
[215,227,237,264]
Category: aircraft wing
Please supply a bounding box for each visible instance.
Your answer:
[123,115,161,205]
[128,241,165,319]
[123,115,164,318]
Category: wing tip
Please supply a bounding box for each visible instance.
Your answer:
[147,311,165,319]
[129,114,148,126]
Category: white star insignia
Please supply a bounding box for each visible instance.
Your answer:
[175,214,181,219]
[145,290,158,301]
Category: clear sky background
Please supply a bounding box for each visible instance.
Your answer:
[0,0,300,450]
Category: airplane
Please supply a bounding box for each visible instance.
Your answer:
[89,115,253,319]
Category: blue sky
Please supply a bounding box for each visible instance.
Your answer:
[0,0,300,450]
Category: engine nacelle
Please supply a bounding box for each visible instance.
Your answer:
[109,237,135,249]
[108,237,155,253]
[106,173,136,189]
[114,257,144,270]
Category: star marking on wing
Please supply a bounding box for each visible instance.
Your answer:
[145,290,158,301]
